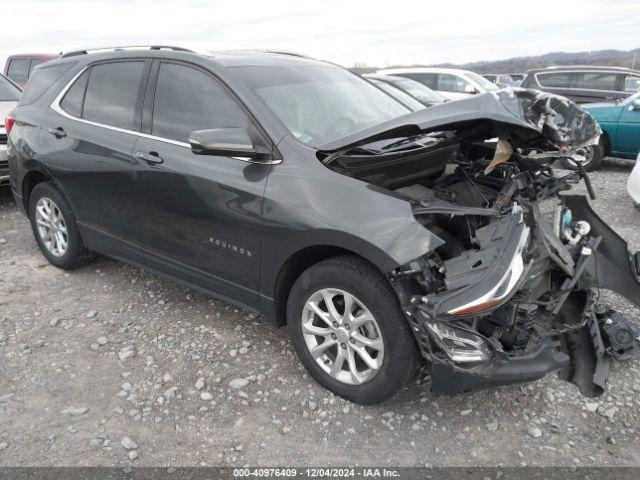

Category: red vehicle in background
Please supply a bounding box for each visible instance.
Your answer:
[3,54,58,87]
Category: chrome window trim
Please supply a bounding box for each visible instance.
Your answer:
[50,65,281,164]
[535,70,640,94]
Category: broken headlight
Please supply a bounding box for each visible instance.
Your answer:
[426,321,493,363]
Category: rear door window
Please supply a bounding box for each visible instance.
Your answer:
[537,72,572,88]
[437,74,470,93]
[82,61,145,130]
[574,72,618,91]
[7,59,29,83]
[151,62,248,143]
[395,73,437,89]
[19,63,73,105]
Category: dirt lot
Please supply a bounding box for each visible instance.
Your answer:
[1,158,640,468]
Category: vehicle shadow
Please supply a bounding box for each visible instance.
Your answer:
[0,186,14,205]
[600,156,635,173]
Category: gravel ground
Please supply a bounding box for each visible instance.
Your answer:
[1,157,640,468]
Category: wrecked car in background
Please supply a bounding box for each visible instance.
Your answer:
[7,49,640,405]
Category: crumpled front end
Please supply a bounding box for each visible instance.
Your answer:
[391,164,640,396]
[375,88,640,396]
[323,88,640,397]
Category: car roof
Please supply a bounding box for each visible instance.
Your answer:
[527,65,640,74]
[363,73,411,83]
[48,46,335,70]
[6,54,57,59]
[377,67,477,76]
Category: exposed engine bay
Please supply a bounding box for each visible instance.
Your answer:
[322,89,640,396]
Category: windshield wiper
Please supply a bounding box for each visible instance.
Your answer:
[321,145,379,165]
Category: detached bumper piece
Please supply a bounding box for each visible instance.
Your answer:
[597,307,640,361]
[430,337,569,395]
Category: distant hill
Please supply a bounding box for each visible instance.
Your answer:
[352,48,640,74]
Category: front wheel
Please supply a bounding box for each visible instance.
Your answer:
[560,140,604,172]
[286,255,420,404]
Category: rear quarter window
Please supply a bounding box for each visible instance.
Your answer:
[60,70,89,117]
[19,63,74,105]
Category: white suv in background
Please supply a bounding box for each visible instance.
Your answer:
[376,67,498,100]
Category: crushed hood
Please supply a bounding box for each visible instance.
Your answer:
[317,88,601,153]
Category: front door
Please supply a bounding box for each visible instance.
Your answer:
[616,97,640,156]
[132,61,271,308]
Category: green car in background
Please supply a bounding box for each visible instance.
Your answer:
[562,92,640,171]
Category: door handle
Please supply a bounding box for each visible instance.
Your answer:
[135,151,164,165]
[47,127,66,138]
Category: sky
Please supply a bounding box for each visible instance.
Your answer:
[0,0,638,69]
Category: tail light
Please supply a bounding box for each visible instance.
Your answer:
[5,114,15,135]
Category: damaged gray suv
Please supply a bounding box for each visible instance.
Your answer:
[7,47,640,404]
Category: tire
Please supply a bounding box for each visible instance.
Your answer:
[28,181,93,270]
[560,140,604,172]
[286,255,421,404]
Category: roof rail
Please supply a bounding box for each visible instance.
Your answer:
[61,45,194,58]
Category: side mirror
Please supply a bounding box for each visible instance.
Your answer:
[188,128,271,160]
[630,99,640,111]
[464,84,478,94]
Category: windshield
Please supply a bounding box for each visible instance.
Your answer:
[465,71,498,91]
[234,65,410,146]
[626,91,640,104]
[0,75,21,101]
[389,78,446,104]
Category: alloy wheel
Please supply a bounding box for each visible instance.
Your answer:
[35,197,69,257]
[571,145,594,166]
[301,288,384,385]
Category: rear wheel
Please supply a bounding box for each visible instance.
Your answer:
[286,255,420,404]
[28,182,93,270]
[560,139,604,172]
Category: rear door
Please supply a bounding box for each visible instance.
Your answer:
[132,60,271,307]
[42,59,150,256]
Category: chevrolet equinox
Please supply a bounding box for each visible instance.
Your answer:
[6,46,640,404]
